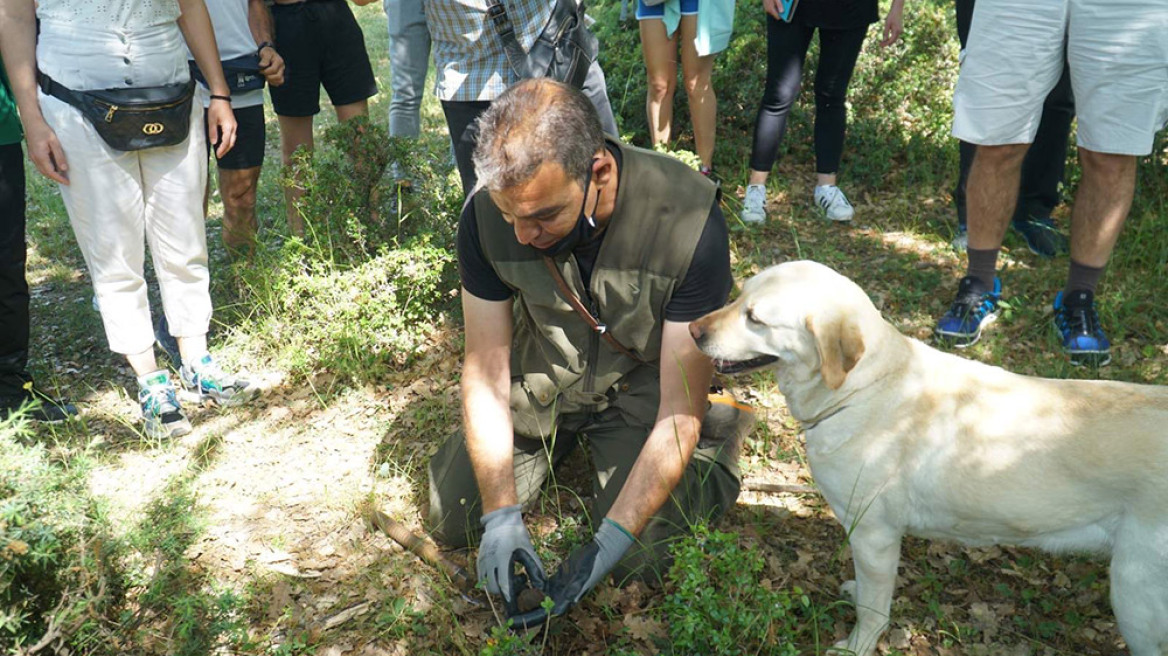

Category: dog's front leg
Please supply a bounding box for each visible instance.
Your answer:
[832,525,902,656]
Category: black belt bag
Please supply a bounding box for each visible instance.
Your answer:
[487,0,598,90]
[190,54,265,93]
[38,72,195,152]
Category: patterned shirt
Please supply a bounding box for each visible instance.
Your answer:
[424,0,552,102]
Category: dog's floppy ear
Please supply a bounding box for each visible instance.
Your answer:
[805,313,865,390]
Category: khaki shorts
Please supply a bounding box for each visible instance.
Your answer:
[952,0,1168,156]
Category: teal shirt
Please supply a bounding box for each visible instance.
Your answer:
[0,55,23,146]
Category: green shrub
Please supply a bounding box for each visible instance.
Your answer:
[659,525,816,656]
[288,116,462,265]
[0,412,123,653]
[233,239,457,382]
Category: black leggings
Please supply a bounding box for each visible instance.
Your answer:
[749,17,869,175]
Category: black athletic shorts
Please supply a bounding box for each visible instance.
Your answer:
[205,104,266,170]
[268,0,379,117]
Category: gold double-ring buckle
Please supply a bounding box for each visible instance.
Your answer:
[142,123,165,135]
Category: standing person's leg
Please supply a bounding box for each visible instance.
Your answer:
[385,0,431,140]
[142,102,257,407]
[740,16,814,223]
[810,24,869,222]
[208,104,266,256]
[0,142,32,407]
[39,93,191,436]
[638,8,679,148]
[677,14,716,171]
[268,1,324,238]
[1049,0,1167,367]
[277,115,314,238]
[937,0,1067,346]
[585,407,741,585]
[441,100,492,195]
[0,142,71,420]
[1012,61,1074,256]
[952,0,977,244]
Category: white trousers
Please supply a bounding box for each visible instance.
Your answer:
[38,22,211,355]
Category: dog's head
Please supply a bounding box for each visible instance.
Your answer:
[690,261,877,392]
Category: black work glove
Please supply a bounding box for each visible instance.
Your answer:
[546,519,636,615]
[477,505,546,604]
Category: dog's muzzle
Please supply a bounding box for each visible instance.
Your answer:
[713,355,779,375]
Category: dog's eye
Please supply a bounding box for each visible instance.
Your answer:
[746,307,765,326]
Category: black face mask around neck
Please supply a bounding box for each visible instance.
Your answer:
[536,160,600,257]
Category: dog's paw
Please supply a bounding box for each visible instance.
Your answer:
[839,579,857,602]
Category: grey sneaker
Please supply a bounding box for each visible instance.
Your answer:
[741,184,767,224]
[814,185,855,222]
[138,371,191,439]
[180,354,258,407]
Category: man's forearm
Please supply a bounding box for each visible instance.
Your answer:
[247,0,275,46]
[463,384,519,515]
[0,0,46,127]
[605,415,701,535]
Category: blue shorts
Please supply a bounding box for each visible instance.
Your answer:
[636,0,699,20]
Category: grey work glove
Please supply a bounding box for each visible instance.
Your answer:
[546,518,636,615]
[477,504,546,603]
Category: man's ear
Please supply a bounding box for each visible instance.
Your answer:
[805,312,865,390]
[592,151,613,187]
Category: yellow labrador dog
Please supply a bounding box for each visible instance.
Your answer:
[689,261,1168,656]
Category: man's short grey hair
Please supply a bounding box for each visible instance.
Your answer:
[473,78,605,192]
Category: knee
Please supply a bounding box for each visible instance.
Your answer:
[975,143,1029,167]
[1079,148,1135,180]
[646,75,675,102]
[222,184,257,214]
[814,86,847,113]
[682,72,711,99]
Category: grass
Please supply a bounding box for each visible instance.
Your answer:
[7,0,1167,654]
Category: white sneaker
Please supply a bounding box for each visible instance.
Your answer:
[740,184,767,224]
[814,185,855,222]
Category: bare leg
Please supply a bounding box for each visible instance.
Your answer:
[748,169,768,186]
[334,99,368,122]
[218,166,261,256]
[1068,148,1135,269]
[278,114,314,238]
[817,172,838,186]
[678,15,716,168]
[639,19,678,148]
[126,348,161,378]
[177,334,208,365]
[966,143,1029,251]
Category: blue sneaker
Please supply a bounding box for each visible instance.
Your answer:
[1053,290,1111,366]
[935,275,1002,347]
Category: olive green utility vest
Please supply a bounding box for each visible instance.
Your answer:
[473,138,718,438]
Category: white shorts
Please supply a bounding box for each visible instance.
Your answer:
[952,0,1168,156]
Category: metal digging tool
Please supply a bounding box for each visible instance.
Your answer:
[366,509,551,629]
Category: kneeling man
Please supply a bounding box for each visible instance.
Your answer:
[427,78,741,613]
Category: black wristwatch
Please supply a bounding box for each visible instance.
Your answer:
[257,41,275,56]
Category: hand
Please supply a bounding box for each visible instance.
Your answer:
[761,0,782,21]
[258,46,285,87]
[880,5,904,47]
[206,97,238,159]
[477,505,546,603]
[546,519,635,615]
[23,119,69,185]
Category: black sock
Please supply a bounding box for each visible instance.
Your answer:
[1065,260,1105,297]
[966,247,1000,290]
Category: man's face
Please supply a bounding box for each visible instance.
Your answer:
[489,161,588,250]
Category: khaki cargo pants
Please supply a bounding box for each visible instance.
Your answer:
[426,404,741,584]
